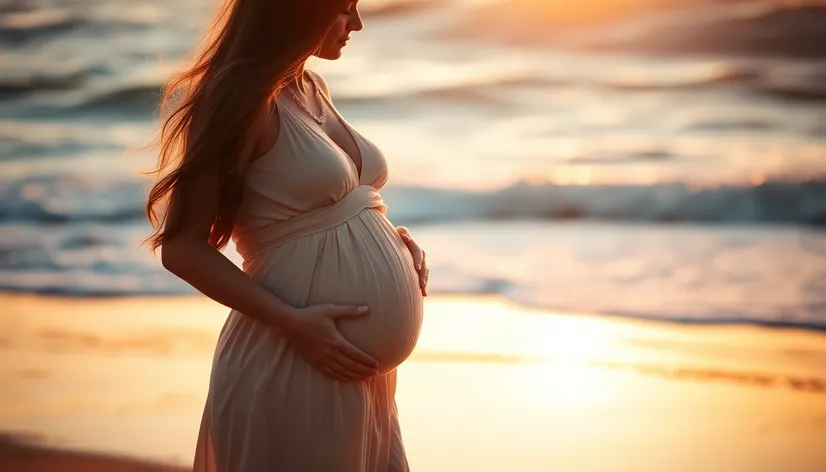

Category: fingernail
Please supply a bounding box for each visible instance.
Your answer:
[359,306,369,312]
[416,264,421,270]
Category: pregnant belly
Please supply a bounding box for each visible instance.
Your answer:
[249,208,424,373]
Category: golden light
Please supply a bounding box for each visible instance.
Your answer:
[523,362,612,407]
[510,306,624,407]
[534,313,617,362]
[476,0,673,28]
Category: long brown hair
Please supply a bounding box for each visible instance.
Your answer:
[145,0,345,252]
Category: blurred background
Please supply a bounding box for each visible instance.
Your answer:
[1,0,826,470]
[1,0,825,327]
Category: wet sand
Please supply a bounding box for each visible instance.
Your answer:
[2,294,825,471]
[0,434,184,471]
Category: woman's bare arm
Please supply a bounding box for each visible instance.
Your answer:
[159,102,379,380]
[160,202,298,329]
[160,103,295,327]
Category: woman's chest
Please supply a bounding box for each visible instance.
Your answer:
[245,124,389,213]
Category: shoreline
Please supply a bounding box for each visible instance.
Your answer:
[3,293,826,471]
[3,290,825,334]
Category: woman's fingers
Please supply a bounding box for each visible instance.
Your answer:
[397,226,423,270]
[326,304,370,319]
[336,336,379,370]
[419,254,428,286]
[319,363,349,381]
[406,242,423,271]
[327,361,358,381]
[334,352,377,378]
[418,249,429,296]
[316,356,375,382]
[397,227,429,292]
[397,226,411,242]
[404,239,427,285]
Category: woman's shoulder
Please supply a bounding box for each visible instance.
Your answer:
[247,97,280,165]
[306,69,332,99]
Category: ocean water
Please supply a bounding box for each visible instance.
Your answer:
[1,0,825,328]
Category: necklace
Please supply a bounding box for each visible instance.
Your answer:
[286,77,327,125]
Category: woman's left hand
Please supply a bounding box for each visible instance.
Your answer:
[396,226,428,297]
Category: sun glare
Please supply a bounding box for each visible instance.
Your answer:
[525,362,612,407]
[515,308,622,407]
[499,0,670,26]
[525,311,616,363]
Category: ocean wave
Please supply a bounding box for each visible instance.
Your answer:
[0,136,88,161]
[0,70,90,98]
[334,77,551,109]
[383,179,826,226]
[5,62,821,122]
[1,175,825,225]
[0,6,152,46]
[0,8,86,44]
[329,64,825,108]
[0,177,148,223]
[680,118,778,133]
[1,220,824,332]
[48,69,826,120]
[760,81,826,102]
[75,84,164,112]
[603,65,761,92]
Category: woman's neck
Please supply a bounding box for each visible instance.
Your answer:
[291,64,309,94]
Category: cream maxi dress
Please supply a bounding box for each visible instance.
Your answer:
[193,75,424,472]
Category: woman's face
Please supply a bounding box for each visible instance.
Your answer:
[315,0,363,60]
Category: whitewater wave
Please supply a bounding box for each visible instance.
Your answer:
[382,179,826,226]
[2,175,824,226]
[0,177,148,223]
[1,219,824,332]
[12,63,819,118]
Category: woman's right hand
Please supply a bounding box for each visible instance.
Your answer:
[283,304,379,381]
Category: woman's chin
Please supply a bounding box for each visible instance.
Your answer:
[316,48,344,61]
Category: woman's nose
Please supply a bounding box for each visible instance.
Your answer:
[349,12,364,32]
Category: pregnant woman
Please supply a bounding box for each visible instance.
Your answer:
[144,0,429,470]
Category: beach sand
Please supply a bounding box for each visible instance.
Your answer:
[0,433,183,472]
[1,293,825,472]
